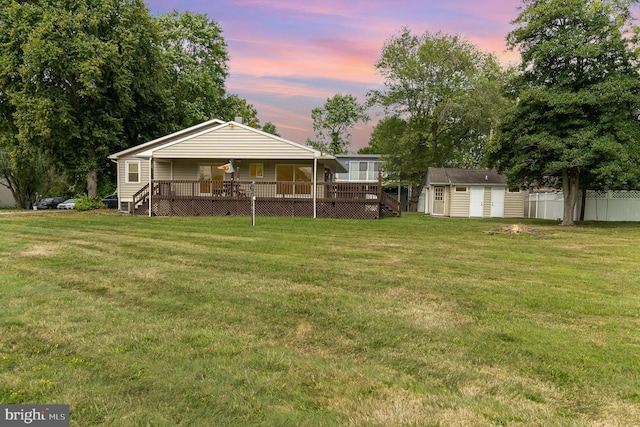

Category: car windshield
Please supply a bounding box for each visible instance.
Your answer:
[40,198,53,203]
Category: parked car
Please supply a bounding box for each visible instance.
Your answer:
[57,199,75,210]
[36,197,65,210]
[101,194,118,209]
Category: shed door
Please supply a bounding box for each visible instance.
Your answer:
[432,186,445,215]
[491,187,505,218]
[469,187,484,217]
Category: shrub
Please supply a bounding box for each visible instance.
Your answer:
[74,196,104,211]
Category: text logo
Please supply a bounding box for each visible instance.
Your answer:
[1,405,69,427]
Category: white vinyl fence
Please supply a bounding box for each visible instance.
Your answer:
[526,191,640,221]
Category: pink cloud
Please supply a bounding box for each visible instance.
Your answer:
[147,0,526,151]
[227,35,382,85]
[230,0,386,17]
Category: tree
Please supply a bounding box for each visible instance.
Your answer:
[0,0,164,197]
[1,3,266,199]
[156,11,262,131]
[156,10,229,131]
[217,94,260,127]
[307,94,369,155]
[486,0,640,225]
[365,117,410,182]
[0,142,63,208]
[366,28,507,210]
[261,122,280,136]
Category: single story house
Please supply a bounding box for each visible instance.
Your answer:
[424,168,525,218]
[108,119,400,219]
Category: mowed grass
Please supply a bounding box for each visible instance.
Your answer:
[0,210,639,426]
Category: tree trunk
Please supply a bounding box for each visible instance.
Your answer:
[2,173,29,208]
[579,187,587,221]
[86,170,98,197]
[408,183,423,212]
[561,167,579,226]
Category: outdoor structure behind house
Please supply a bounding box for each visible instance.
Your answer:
[108,119,401,219]
[424,168,525,218]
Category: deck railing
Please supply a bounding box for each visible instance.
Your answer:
[131,183,150,214]
[134,179,399,219]
[149,180,382,201]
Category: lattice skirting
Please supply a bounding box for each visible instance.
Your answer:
[147,198,381,219]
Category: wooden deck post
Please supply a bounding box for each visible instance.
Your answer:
[313,158,317,219]
[148,158,152,217]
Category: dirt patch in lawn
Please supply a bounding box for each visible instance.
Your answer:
[485,224,546,235]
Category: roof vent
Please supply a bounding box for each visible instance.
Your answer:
[234,117,243,124]
[485,175,488,180]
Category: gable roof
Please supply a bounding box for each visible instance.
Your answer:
[108,118,225,159]
[428,168,507,186]
[139,121,320,159]
[108,119,347,172]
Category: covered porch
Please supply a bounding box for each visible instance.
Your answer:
[131,179,401,219]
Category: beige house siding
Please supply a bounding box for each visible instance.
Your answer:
[154,160,173,180]
[118,155,150,202]
[505,191,525,218]
[449,188,470,217]
[445,186,452,216]
[150,126,315,160]
[157,159,327,182]
[483,187,492,217]
[170,160,198,180]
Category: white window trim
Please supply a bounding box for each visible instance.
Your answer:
[125,160,141,184]
[454,186,468,193]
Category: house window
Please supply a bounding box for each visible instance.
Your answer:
[508,187,520,193]
[125,161,140,184]
[455,186,468,193]
[434,187,444,201]
[276,165,312,195]
[349,161,380,181]
[250,163,263,178]
[199,164,225,194]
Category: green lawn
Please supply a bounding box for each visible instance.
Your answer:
[1,211,639,426]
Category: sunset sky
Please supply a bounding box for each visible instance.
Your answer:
[145,0,524,150]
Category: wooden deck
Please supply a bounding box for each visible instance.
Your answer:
[132,180,401,219]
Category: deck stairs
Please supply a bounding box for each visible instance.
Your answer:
[380,192,401,217]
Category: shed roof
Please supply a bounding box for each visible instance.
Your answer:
[428,168,507,186]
